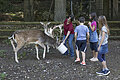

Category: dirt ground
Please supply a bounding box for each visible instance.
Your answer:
[0,40,120,80]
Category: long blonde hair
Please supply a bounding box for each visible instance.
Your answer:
[98,16,110,35]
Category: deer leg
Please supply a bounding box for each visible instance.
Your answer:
[38,43,46,59]
[59,27,62,41]
[47,45,50,53]
[59,33,62,43]
[43,44,46,59]
[10,40,16,51]
[14,42,24,63]
[14,50,19,63]
[10,39,19,63]
[35,44,40,60]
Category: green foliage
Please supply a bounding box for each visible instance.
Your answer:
[0,50,6,58]
[35,11,53,21]
[0,0,23,13]
[0,0,9,12]
[0,72,7,80]
[42,11,53,21]
[18,52,27,59]
[0,0,23,21]
[6,12,24,21]
[2,39,11,45]
[0,0,90,21]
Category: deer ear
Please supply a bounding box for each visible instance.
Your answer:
[46,22,51,25]
[59,24,63,28]
[59,24,63,33]
[60,24,63,26]
[40,22,45,26]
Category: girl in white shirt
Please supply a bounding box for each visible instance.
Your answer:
[96,16,110,76]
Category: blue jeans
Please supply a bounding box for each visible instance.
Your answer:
[98,44,108,62]
[63,34,74,57]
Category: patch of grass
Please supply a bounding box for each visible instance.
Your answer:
[2,39,11,45]
[18,51,27,59]
[0,72,7,80]
[0,50,6,58]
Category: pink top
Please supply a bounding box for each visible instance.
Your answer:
[91,21,97,31]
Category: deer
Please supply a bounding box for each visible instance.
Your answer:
[51,24,63,43]
[40,22,54,53]
[8,30,59,63]
[40,22,63,39]
[40,22,63,52]
[40,22,53,38]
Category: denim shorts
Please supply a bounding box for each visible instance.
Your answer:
[90,42,98,52]
[98,43,108,54]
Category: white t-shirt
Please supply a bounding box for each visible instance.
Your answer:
[98,26,108,45]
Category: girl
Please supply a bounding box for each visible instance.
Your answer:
[62,15,75,59]
[96,16,110,76]
[88,12,98,61]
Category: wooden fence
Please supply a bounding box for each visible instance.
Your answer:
[0,21,120,40]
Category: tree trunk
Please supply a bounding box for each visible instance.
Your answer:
[54,0,66,22]
[24,0,34,22]
[96,0,103,16]
[103,0,109,19]
[70,0,73,16]
[29,0,34,21]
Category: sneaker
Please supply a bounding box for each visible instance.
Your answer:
[80,61,86,66]
[74,58,80,62]
[92,58,99,61]
[90,57,98,61]
[96,69,104,75]
[102,70,110,76]
[90,57,94,61]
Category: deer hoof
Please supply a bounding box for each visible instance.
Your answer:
[37,57,40,60]
[43,56,45,59]
[15,60,19,63]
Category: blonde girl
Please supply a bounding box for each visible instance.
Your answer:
[96,16,110,76]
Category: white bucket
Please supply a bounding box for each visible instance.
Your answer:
[57,43,68,54]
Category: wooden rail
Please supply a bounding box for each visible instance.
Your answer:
[0,21,120,40]
[1,36,120,39]
[0,28,119,33]
[0,21,120,25]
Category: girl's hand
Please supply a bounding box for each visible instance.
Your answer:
[98,46,100,51]
[62,40,65,44]
[88,22,91,26]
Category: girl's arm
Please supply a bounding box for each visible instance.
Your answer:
[88,22,95,31]
[87,32,90,43]
[74,32,77,42]
[98,31,105,51]
[63,31,70,43]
